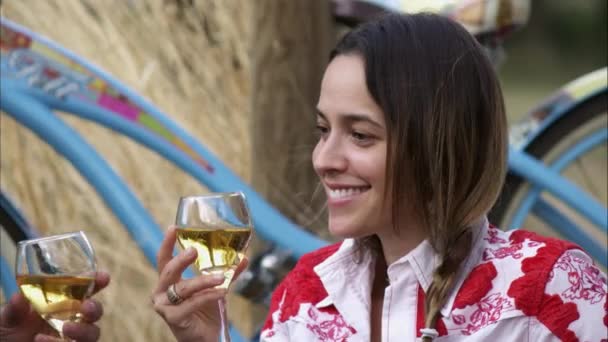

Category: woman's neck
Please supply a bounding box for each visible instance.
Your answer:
[376,221,427,265]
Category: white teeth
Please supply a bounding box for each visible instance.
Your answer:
[328,187,365,199]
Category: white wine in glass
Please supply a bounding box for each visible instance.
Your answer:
[175,192,253,342]
[175,226,251,289]
[15,231,96,338]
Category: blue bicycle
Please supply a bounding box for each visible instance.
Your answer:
[1,0,606,341]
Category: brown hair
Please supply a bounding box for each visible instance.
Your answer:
[331,13,507,338]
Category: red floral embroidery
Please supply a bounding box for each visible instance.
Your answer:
[604,297,607,328]
[309,306,319,321]
[306,307,356,341]
[454,293,513,335]
[319,305,339,316]
[262,243,342,333]
[509,230,577,249]
[484,227,507,244]
[453,314,466,325]
[482,243,524,260]
[453,262,497,309]
[552,251,607,305]
[537,294,579,342]
[507,230,580,341]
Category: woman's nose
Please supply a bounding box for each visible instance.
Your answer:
[312,136,348,176]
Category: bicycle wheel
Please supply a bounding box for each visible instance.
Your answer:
[0,191,35,302]
[490,93,607,262]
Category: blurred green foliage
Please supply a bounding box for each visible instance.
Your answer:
[533,0,605,64]
[499,0,607,120]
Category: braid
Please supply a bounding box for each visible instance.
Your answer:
[422,227,473,341]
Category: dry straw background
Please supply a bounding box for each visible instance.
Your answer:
[1,0,324,340]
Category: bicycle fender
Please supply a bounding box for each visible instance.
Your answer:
[509,67,607,150]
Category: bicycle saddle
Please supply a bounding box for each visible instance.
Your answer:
[332,0,531,40]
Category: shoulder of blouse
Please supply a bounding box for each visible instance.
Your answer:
[261,242,343,333]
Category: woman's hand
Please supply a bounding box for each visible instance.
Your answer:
[151,227,248,342]
[0,271,110,342]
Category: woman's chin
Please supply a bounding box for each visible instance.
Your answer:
[327,218,367,239]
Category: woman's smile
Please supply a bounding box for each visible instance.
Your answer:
[324,184,371,207]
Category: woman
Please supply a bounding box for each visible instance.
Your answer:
[151,13,607,341]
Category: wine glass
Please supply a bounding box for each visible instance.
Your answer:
[15,231,97,339]
[175,192,253,342]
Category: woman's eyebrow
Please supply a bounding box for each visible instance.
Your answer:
[316,109,383,129]
[315,109,327,120]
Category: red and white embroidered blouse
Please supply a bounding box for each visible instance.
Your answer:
[260,220,607,341]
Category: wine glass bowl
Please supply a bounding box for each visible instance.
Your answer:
[175,192,253,289]
[15,231,97,338]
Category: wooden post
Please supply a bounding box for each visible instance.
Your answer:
[250,0,334,234]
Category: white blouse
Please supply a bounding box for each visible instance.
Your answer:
[260,220,607,341]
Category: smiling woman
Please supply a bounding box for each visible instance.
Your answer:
[153,12,607,342]
[258,13,606,342]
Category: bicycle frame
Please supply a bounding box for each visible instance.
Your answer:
[507,69,607,261]
[0,15,606,340]
[0,17,327,261]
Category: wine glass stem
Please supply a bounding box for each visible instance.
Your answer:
[218,297,231,342]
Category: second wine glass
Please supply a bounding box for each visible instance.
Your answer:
[174,192,253,342]
[15,231,97,339]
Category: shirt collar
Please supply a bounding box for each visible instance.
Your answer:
[313,217,490,316]
[314,238,374,336]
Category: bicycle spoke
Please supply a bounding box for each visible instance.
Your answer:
[572,151,604,202]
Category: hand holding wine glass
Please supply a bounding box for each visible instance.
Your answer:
[2,231,109,342]
[152,192,252,342]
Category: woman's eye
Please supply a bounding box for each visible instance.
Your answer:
[351,131,370,142]
[315,125,329,137]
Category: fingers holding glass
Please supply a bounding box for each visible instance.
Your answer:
[78,299,104,323]
[61,320,101,342]
[155,246,198,293]
[157,227,178,274]
[153,286,227,329]
[0,293,32,328]
[15,231,97,339]
[153,273,226,306]
[161,288,227,324]
[90,272,111,295]
[33,321,101,342]
[166,283,184,305]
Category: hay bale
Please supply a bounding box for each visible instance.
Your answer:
[250,0,333,236]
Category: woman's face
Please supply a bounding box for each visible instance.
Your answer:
[313,54,391,239]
